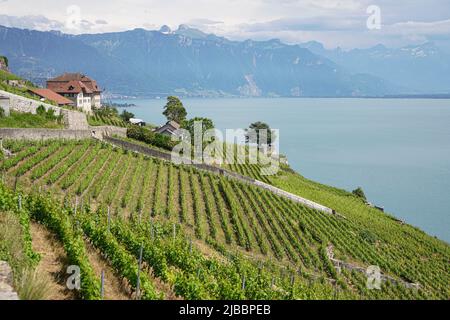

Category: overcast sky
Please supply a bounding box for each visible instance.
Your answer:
[1,0,450,49]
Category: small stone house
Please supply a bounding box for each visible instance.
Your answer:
[154,120,180,136]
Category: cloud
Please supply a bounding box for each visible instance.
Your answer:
[0,14,116,34]
[188,18,223,26]
[0,1,449,49]
[239,16,365,32]
[95,19,108,25]
[0,14,64,31]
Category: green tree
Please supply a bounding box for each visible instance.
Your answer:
[352,187,367,201]
[183,117,215,143]
[163,96,187,124]
[120,110,135,122]
[359,230,378,244]
[246,121,276,147]
[0,56,8,67]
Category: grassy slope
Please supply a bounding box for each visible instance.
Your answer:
[0,69,21,82]
[1,139,448,299]
[0,111,64,129]
[0,191,53,299]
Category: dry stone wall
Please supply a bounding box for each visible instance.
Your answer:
[0,89,62,116]
[0,128,92,140]
[0,126,126,141]
[0,261,19,300]
[0,89,91,130]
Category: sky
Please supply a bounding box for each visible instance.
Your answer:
[0,0,450,49]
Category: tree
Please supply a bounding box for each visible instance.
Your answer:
[183,117,215,143]
[0,56,8,67]
[246,121,276,147]
[163,96,187,124]
[352,187,367,201]
[120,110,135,122]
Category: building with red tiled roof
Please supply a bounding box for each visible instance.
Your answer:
[47,73,102,113]
[28,88,75,106]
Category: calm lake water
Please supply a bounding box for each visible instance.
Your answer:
[114,98,450,242]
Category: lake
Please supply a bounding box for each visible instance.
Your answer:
[114,98,450,242]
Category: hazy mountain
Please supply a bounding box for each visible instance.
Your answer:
[301,41,450,94]
[0,25,396,97]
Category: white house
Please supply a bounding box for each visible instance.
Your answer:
[46,73,102,113]
[129,118,146,126]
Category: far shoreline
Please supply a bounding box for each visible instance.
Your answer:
[111,95,450,101]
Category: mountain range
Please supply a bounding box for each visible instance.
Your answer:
[300,41,450,94]
[0,24,448,97]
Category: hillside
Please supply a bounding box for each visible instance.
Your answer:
[300,41,450,94]
[1,139,448,300]
[0,25,395,97]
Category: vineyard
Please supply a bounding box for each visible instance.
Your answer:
[88,114,128,127]
[1,139,449,300]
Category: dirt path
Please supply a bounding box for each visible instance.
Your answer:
[30,222,75,300]
[84,240,131,300]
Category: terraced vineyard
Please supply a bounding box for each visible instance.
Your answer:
[88,114,128,127]
[1,139,449,300]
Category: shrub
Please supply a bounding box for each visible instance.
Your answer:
[120,110,134,122]
[17,268,52,300]
[0,107,5,118]
[36,105,46,116]
[127,125,175,151]
[352,187,367,201]
[45,108,56,120]
[1,56,8,67]
[359,230,378,244]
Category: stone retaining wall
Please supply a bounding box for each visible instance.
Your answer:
[0,89,91,130]
[0,261,19,300]
[0,128,92,140]
[254,180,334,214]
[104,136,172,160]
[0,126,127,141]
[90,126,127,139]
[0,89,62,116]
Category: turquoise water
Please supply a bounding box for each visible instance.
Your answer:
[114,98,450,242]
